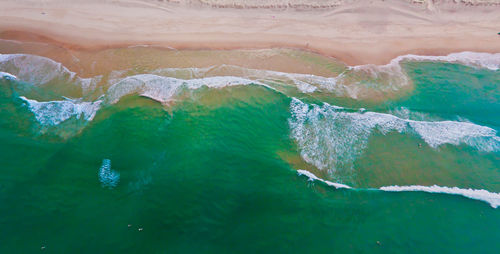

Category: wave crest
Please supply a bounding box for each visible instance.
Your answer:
[289,98,500,173]
[105,74,265,104]
[297,170,352,189]
[2,52,499,104]
[297,169,500,208]
[380,185,500,209]
[20,96,102,126]
[0,71,17,80]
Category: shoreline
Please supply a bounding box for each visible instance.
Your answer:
[0,0,499,66]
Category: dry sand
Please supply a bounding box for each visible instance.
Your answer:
[0,0,499,65]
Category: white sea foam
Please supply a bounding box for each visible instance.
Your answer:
[0,54,75,85]
[0,54,350,99]
[297,169,500,208]
[345,52,500,99]
[345,52,500,98]
[98,159,120,189]
[19,96,102,126]
[3,52,498,104]
[105,74,268,104]
[297,169,352,189]
[289,98,500,173]
[0,54,100,93]
[0,71,17,80]
[106,51,500,100]
[151,66,213,80]
[352,52,500,72]
[128,64,402,99]
[175,64,353,96]
[380,185,500,208]
[409,120,500,151]
[389,106,433,121]
[4,52,500,129]
[294,80,318,93]
[400,52,500,71]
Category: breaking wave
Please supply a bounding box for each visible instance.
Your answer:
[381,52,500,71]
[105,74,268,104]
[2,51,500,206]
[2,52,499,136]
[19,96,102,126]
[380,185,500,209]
[349,52,500,84]
[0,54,100,94]
[289,98,500,173]
[149,64,407,99]
[297,169,500,208]
[0,71,17,80]
[297,170,352,189]
[2,51,498,104]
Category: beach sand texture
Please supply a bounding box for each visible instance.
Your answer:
[0,0,499,65]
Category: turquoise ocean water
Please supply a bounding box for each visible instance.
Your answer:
[0,50,499,253]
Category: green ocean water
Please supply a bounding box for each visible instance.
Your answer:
[0,52,499,253]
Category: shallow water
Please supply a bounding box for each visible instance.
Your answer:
[0,48,499,253]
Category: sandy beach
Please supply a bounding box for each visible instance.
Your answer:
[0,0,499,65]
[2,2,500,253]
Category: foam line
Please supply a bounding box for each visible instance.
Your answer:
[380,185,500,209]
[104,74,272,104]
[297,169,352,189]
[351,52,500,71]
[0,71,17,80]
[297,169,500,208]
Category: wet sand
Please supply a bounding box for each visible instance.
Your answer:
[0,0,499,66]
